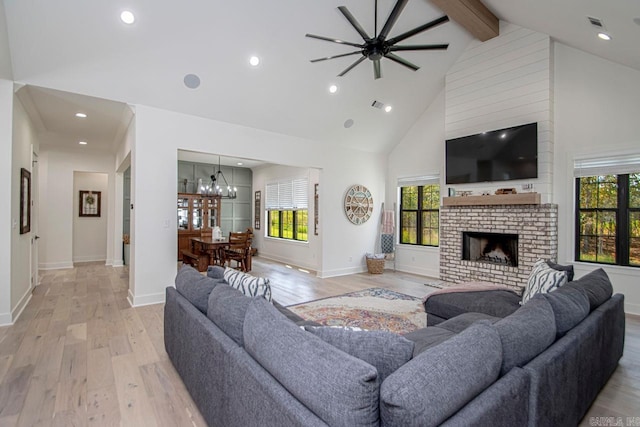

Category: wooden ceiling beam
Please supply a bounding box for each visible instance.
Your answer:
[429,0,499,42]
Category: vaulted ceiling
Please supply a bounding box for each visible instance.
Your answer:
[1,0,639,155]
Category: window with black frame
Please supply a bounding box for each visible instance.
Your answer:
[575,163,640,267]
[399,182,440,246]
[266,178,308,242]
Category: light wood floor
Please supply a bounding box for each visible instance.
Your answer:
[0,258,637,426]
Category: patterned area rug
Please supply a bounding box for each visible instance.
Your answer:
[287,288,426,334]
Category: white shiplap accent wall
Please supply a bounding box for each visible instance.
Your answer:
[445,22,553,202]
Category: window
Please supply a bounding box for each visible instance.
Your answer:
[266,178,308,242]
[575,167,640,267]
[399,182,440,246]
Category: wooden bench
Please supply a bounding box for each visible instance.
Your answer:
[181,250,209,272]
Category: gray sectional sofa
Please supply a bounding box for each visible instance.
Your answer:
[165,265,625,427]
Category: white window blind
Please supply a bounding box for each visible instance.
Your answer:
[574,154,640,177]
[266,178,308,210]
[397,175,440,187]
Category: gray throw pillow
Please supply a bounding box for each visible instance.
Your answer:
[305,326,414,382]
[206,265,225,279]
[542,286,590,338]
[174,265,223,314]
[380,322,502,427]
[243,297,379,427]
[564,268,613,311]
[207,283,251,346]
[546,260,575,281]
[494,295,556,375]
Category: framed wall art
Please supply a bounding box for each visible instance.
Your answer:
[20,168,31,234]
[79,190,101,217]
[314,183,319,235]
[254,190,261,230]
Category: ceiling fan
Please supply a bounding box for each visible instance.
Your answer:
[306,0,449,79]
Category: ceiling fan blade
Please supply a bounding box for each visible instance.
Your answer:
[310,51,363,63]
[338,6,371,40]
[379,0,409,40]
[386,16,449,45]
[338,56,366,77]
[385,53,419,71]
[374,0,378,37]
[373,59,382,80]
[389,44,449,52]
[305,33,363,48]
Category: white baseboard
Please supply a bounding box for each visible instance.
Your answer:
[394,264,440,279]
[72,255,107,263]
[257,253,318,273]
[128,289,164,307]
[0,312,12,326]
[111,260,124,267]
[318,266,367,278]
[39,261,74,270]
[11,290,32,323]
[625,302,640,316]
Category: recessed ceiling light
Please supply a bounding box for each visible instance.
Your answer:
[344,119,354,128]
[79,141,88,145]
[384,105,392,113]
[500,133,507,139]
[249,56,260,66]
[75,112,87,118]
[329,84,338,94]
[597,32,611,41]
[237,162,243,166]
[120,10,135,24]
[634,18,640,27]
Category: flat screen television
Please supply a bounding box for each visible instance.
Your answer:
[445,122,538,185]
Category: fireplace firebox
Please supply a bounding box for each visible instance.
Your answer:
[462,232,518,267]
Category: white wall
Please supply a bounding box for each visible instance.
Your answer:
[444,22,553,201]
[39,148,116,269]
[252,164,321,271]
[129,104,385,306]
[73,172,108,262]
[10,92,38,320]
[0,79,13,325]
[387,90,445,278]
[554,42,640,314]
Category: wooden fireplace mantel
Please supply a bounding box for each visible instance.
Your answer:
[442,193,541,207]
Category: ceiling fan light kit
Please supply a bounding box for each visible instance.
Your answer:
[306,0,449,79]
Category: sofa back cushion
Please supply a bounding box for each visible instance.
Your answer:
[207,283,251,346]
[542,286,590,338]
[244,297,380,427]
[305,326,414,382]
[564,268,612,311]
[206,265,225,279]
[546,260,575,281]
[494,295,556,375]
[175,265,224,314]
[380,322,502,427]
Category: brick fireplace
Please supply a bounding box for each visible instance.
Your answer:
[440,203,558,290]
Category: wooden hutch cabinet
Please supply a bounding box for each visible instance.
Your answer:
[177,193,221,260]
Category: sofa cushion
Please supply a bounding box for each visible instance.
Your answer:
[437,312,501,334]
[521,260,568,305]
[305,326,414,382]
[175,265,224,314]
[224,267,272,302]
[542,285,590,338]
[206,265,225,279]
[206,283,251,346]
[494,295,556,375]
[564,268,612,311]
[424,290,521,320]
[402,326,456,357]
[546,260,575,281]
[244,297,380,427]
[380,322,502,427]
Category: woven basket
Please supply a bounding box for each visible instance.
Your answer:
[366,258,385,274]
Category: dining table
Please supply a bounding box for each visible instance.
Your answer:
[189,236,229,271]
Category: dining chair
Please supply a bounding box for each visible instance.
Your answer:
[223,232,250,271]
